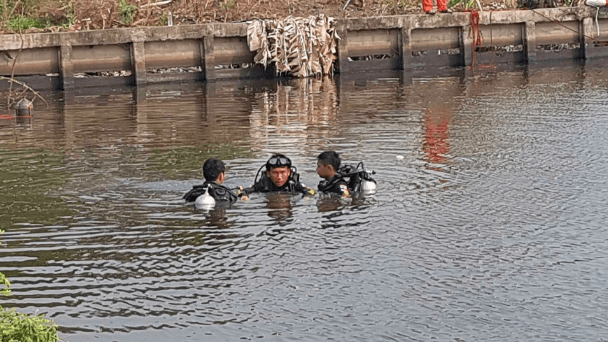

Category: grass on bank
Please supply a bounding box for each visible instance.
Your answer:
[0,230,60,342]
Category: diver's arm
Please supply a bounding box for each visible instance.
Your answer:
[295,182,316,196]
[238,185,254,201]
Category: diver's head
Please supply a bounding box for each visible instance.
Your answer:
[203,158,226,184]
[266,154,292,187]
[316,151,341,180]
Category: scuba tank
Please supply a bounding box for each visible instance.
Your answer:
[338,162,377,194]
[194,184,216,209]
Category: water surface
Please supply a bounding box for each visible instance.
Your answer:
[1,64,608,341]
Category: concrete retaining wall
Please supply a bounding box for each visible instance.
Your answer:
[1,7,608,90]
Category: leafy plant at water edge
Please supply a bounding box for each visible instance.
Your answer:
[0,230,9,297]
[118,0,137,24]
[0,272,9,297]
[0,230,59,342]
[0,308,59,342]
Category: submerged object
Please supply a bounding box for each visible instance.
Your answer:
[16,98,33,117]
[194,184,215,209]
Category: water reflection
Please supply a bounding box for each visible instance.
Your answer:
[265,193,293,222]
[423,104,453,164]
[2,63,608,341]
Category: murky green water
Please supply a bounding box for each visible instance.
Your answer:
[1,64,608,341]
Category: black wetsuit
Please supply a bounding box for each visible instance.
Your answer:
[241,174,310,196]
[318,174,350,196]
[183,181,237,204]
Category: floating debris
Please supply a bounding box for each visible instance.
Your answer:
[247,15,340,78]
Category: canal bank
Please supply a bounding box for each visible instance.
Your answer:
[1,6,608,91]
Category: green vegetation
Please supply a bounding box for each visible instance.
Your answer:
[0,231,59,342]
[220,0,238,10]
[0,232,9,298]
[6,16,49,31]
[0,0,73,32]
[448,0,477,9]
[118,0,137,24]
[0,309,59,342]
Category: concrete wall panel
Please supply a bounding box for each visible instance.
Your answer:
[72,45,131,73]
[145,40,201,70]
[214,37,255,65]
[536,21,580,45]
[478,24,523,47]
[0,47,59,75]
[347,29,399,57]
[411,27,460,50]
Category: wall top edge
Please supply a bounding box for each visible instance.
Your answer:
[0,7,596,51]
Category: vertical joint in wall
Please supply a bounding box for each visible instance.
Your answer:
[581,17,594,60]
[131,41,147,86]
[59,42,74,90]
[461,25,473,67]
[337,23,350,74]
[400,27,413,71]
[203,35,216,82]
[524,21,537,64]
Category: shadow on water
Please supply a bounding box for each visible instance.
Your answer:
[2,61,608,341]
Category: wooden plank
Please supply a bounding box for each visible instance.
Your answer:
[72,45,131,73]
[0,47,59,76]
[145,40,201,69]
[347,29,399,57]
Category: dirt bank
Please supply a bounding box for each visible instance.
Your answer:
[1,0,523,34]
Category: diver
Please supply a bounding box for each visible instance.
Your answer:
[183,158,238,206]
[316,151,377,196]
[239,153,315,201]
